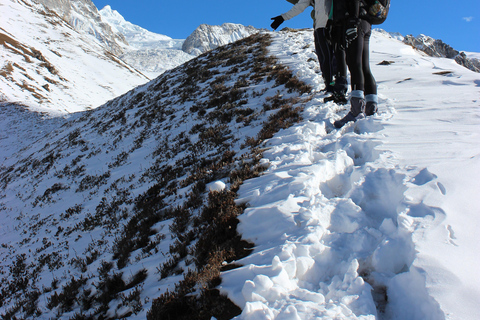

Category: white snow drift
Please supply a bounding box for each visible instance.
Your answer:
[220,30,480,320]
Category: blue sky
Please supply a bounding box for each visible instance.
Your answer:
[92,0,480,53]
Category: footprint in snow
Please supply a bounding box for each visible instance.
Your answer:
[446,225,458,246]
[437,182,446,195]
[411,168,437,185]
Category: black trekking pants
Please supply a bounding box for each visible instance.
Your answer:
[331,22,348,93]
[346,19,377,95]
[314,28,336,86]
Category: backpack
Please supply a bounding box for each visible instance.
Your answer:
[363,0,390,25]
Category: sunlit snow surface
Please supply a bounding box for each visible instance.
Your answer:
[220,30,480,320]
[1,3,480,317]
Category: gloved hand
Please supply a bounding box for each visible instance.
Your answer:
[345,19,360,47]
[271,16,285,30]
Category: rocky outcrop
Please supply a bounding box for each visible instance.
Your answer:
[182,23,260,55]
[35,0,128,55]
[454,52,480,73]
[403,34,479,73]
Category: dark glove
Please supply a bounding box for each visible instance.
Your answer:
[271,16,285,30]
[345,19,360,47]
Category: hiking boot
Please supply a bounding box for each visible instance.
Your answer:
[323,91,348,104]
[365,101,377,116]
[334,96,365,128]
[321,84,335,94]
[326,84,335,93]
[365,94,378,116]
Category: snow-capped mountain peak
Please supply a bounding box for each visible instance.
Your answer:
[99,5,176,50]
[97,8,261,78]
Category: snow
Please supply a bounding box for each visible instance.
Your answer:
[465,51,480,60]
[219,30,480,319]
[1,5,480,317]
[182,23,260,56]
[208,180,227,192]
[99,5,182,50]
[0,0,148,113]
[99,5,195,78]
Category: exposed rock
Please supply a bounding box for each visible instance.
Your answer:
[455,52,480,73]
[403,34,479,73]
[35,0,128,55]
[182,23,260,55]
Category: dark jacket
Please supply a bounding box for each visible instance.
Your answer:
[331,0,366,22]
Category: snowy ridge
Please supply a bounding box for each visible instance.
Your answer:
[99,5,180,50]
[403,34,480,73]
[0,0,148,113]
[219,30,480,319]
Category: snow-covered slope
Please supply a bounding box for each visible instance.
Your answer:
[0,31,312,319]
[1,25,479,320]
[0,0,148,113]
[220,30,480,320]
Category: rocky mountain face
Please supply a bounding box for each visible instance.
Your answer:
[0,0,148,114]
[35,0,128,55]
[182,23,260,55]
[403,34,480,72]
[454,52,480,73]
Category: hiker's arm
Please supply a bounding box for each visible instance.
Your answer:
[282,0,311,21]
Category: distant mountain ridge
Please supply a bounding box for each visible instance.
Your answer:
[98,6,261,77]
[98,5,180,50]
[403,34,480,73]
[28,1,261,79]
[98,5,194,78]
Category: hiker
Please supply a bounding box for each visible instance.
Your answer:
[332,0,378,128]
[324,15,348,104]
[271,0,337,93]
